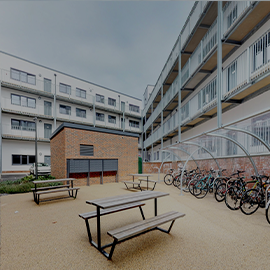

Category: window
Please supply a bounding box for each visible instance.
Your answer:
[96,112,104,121]
[44,78,51,93]
[59,83,71,94]
[76,108,86,118]
[108,115,116,124]
[80,145,94,156]
[227,5,237,29]
[11,94,36,108]
[10,68,36,85]
[11,119,36,131]
[121,101,125,112]
[96,94,104,103]
[129,120,139,128]
[59,104,71,115]
[44,123,52,139]
[44,101,52,116]
[108,98,116,107]
[157,151,159,160]
[121,118,125,129]
[76,88,86,99]
[12,154,35,165]
[227,62,237,92]
[129,104,140,113]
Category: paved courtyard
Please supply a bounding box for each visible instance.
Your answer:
[1,180,270,269]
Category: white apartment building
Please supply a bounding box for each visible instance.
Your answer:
[0,51,142,173]
[143,1,270,163]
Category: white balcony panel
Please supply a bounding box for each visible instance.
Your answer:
[202,19,217,59]
[190,2,202,32]
[223,1,251,36]
[223,50,248,98]
[190,44,202,75]
[181,62,189,86]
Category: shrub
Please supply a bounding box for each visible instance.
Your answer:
[0,175,62,194]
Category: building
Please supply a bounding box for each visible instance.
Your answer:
[142,1,270,173]
[50,122,139,186]
[0,51,142,174]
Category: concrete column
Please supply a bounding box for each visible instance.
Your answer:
[217,1,223,128]
[178,35,182,142]
[0,81,2,175]
[54,74,57,131]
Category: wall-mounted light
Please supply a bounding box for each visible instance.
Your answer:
[38,96,41,100]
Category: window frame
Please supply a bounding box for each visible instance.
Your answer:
[12,154,36,165]
[96,112,105,122]
[108,115,116,124]
[10,68,36,85]
[59,83,71,95]
[129,120,140,128]
[76,88,86,99]
[11,94,36,108]
[96,94,105,104]
[59,104,71,115]
[129,104,140,113]
[108,97,116,107]
[76,108,86,118]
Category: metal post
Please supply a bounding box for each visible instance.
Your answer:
[178,35,182,142]
[0,80,2,177]
[161,86,164,161]
[217,1,223,128]
[93,96,96,127]
[54,74,57,131]
[34,117,38,179]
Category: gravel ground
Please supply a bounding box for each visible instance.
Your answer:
[1,181,270,270]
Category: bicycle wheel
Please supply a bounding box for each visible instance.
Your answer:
[215,183,226,202]
[225,185,242,210]
[188,179,198,195]
[164,174,173,185]
[240,189,260,215]
[266,203,270,224]
[181,176,190,193]
[173,174,181,187]
[193,180,208,199]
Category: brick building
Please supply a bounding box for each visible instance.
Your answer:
[50,123,139,186]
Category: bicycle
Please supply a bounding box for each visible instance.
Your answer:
[164,167,183,187]
[240,175,270,215]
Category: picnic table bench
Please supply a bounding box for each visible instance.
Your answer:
[124,174,157,191]
[32,178,79,204]
[82,191,185,259]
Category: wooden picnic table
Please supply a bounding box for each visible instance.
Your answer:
[85,191,170,259]
[127,173,153,190]
[32,178,79,204]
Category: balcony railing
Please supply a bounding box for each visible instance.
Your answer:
[223,1,252,36]
[223,50,248,99]
[181,1,209,49]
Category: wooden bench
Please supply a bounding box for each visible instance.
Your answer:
[79,202,145,243]
[35,187,79,204]
[138,178,157,190]
[106,211,185,259]
[32,178,79,204]
[31,184,70,201]
[123,181,142,191]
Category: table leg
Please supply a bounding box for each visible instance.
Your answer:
[71,180,74,197]
[147,176,149,190]
[97,207,101,249]
[154,198,157,216]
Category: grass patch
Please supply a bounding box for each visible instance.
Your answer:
[0,175,63,194]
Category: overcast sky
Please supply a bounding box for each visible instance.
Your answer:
[0,1,194,100]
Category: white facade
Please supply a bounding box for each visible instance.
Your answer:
[143,1,270,162]
[0,52,142,172]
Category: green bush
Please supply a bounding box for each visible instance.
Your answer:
[0,175,63,194]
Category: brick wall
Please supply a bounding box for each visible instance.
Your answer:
[143,155,270,178]
[51,127,138,185]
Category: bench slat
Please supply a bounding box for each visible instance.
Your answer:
[138,179,157,183]
[123,181,141,185]
[79,202,145,220]
[36,187,80,195]
[108,211,185,241]
[31,184,69,191]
